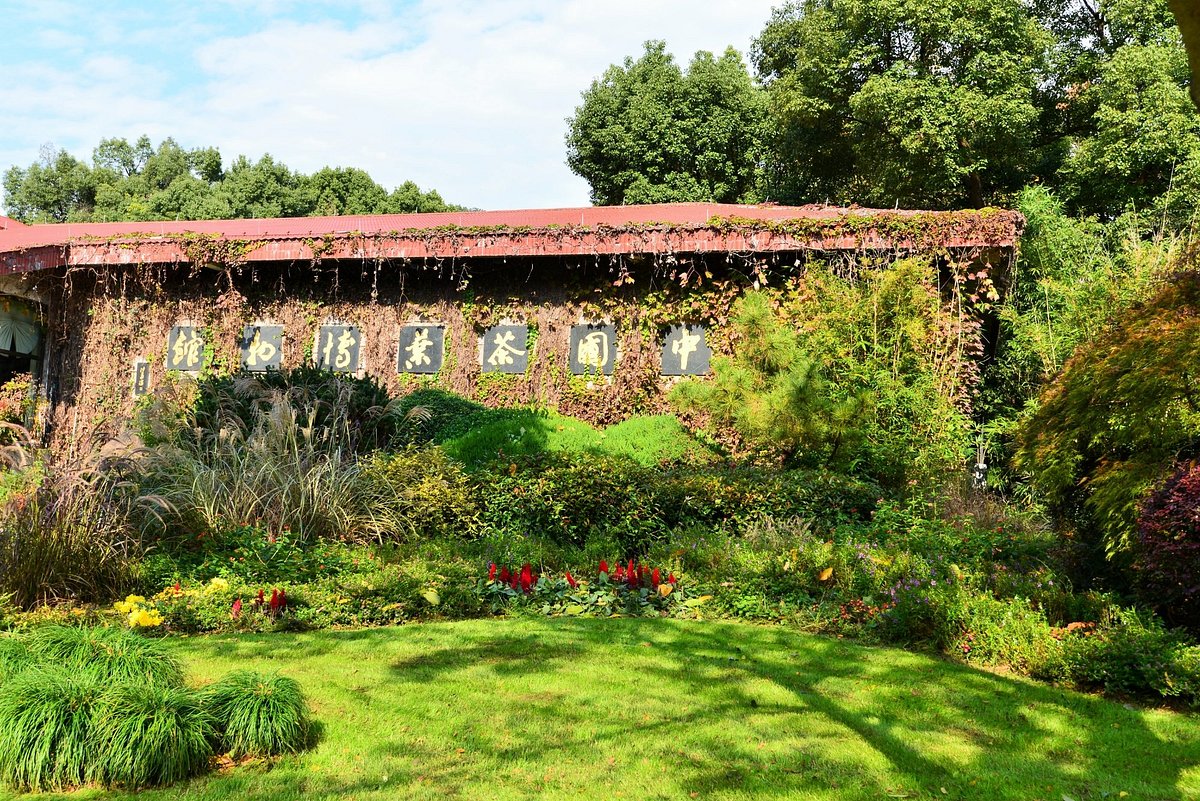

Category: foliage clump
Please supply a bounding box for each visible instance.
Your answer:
[672,291,863,469]
[88,683,215,789]
[202,671,312,758]
[1132,462,1200,628]
[1015,270,1200,557]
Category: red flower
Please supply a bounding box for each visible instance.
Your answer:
[488,563,497,581]
[253,588,265,607]
[500,566,511,582]
[599,560,609,575]
[519,563,534,593]
[269,589,287,614]
[627,560,639,588]
[668,573,677,585]
[651,568,661,587]
[173,581,182,595]
[565,570,578,588]
[614,564,625,580]
[230,598,243,619]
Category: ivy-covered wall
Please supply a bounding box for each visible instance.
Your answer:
[34,245,1008,448]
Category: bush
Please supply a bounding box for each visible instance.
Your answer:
[952,595,1057,673]
[393,388,513,445]
[25,625,184,687]
[366,448,480,538]
[590,415,720,466]
[187,366,403,454]
[88,683,214,789]
[139,390,409,543]
[1133,462,1200,630]
[1048,607,1192,697]
[0,668,101,791]
[441,408,602,466]
[0,459,144,609]
[202,671,311,757]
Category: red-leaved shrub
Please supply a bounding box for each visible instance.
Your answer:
[1134,462,1200,630]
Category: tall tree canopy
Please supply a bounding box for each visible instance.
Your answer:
[2,136,463,223]
[752,0,1051,209]
[565,41,765,206]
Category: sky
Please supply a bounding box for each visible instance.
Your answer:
[0,0,781,212]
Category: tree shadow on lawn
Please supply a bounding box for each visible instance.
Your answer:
[374,618,1200,800]
[162,619,1200,800]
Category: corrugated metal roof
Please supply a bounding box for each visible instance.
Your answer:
[0,203,1021,275]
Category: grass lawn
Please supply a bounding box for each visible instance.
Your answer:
[17,618,1200,801]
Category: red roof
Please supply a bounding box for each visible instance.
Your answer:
[0,203,1020,275]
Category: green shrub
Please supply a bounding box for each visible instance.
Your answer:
[392,388,496,445]
[441,408,602,466]
[202,671,311,757]
[1048,607,1192,696]
[0,668,101,791]
[953,595,1057,673]
[594,415,720,466]
[89,683,214,789]
[25,626,183,687]
[366,448,480,538]
[1157,645,1200,704]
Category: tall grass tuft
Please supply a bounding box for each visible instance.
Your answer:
[89,683,214,789]
[25,626,184,687]
[141,389,410,542]
[0,434,149,608]
[0,668,102,791]
[0,636,34,682]
[203,671,312,757]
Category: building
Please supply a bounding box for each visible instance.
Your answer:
[0,203,1021,447]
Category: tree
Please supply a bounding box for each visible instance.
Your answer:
[2,136,463,223]
[1168,0,1200,108]
[1,146,96,222]
[565,40,765,206]
[1014,270,1200,558]
[752,0,1050,209]
[672,291,863,468]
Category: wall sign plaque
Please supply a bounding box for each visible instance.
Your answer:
[398,325,445,374]
[481,324,528,374]
[165,325,205,372]
[241,324,283,372]
[569,323,616,376]
[315,324,362,372]
[131,359,152,397]
[661,324,711,376]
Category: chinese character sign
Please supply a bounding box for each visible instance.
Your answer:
[131,359,152,397]
[661,324,711,376]
[569,323,616,375]
[240,325,283,372]
[481,324,528,374]
[165,326,205,372]
[315,324,362,372]
[398,325,445,374]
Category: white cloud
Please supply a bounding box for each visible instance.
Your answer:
[0,0,780,210]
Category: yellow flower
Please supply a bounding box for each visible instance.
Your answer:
[207,578,230,592]
[129,608,163,628]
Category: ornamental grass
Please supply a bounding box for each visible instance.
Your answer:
[0,636,34,681]
[202,670,311,757]
[88,683,214,789]
[24,625,184,686]
[0,667,102,791]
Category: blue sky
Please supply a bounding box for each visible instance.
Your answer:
[0,0,779,211]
